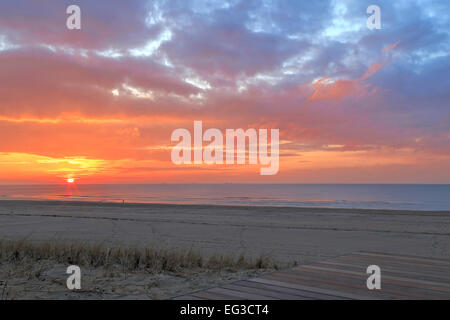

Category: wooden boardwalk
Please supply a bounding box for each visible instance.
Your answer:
[173,252,450,300]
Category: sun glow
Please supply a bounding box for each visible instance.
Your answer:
[67,178,75,183]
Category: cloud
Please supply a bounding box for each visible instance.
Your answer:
[308,61,384,102]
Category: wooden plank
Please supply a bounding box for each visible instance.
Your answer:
[264,272,421,299]
[279,268,443,300]
[347,252,450,270]
[222,283,308,300]
[297,265,450,299]
[248,277,376,300]
[358,251,450,266]
[304,265,450,291]
[313,260,450,283]
[173,295,205,300]
[320,260,450,283]
[284,268,377,290]
[236,280,346,300]
[290,266,367,285]
[191,290,240,300]
[334,254,450,277]
[207,287,275,300]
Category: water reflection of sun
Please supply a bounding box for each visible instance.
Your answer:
[65,177,78,198]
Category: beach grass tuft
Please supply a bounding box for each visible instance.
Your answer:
[0,239,281,274]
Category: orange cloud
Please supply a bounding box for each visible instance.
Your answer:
[308,61,385,102]
[308,78,359,101]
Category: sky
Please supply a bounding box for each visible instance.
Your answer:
[0,0,449,184]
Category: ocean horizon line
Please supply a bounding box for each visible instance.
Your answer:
[0,183,449,211]
[1,182,450,186]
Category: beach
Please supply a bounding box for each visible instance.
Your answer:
[0,200,449,299]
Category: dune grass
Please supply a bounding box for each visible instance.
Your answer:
[0,239,281,274]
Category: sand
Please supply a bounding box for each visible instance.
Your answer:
[0,200,449,299]
[0,262,267,300]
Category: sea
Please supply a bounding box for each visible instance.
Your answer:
[0,184,449,211]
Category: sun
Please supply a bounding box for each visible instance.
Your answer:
[67,178,75,183]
